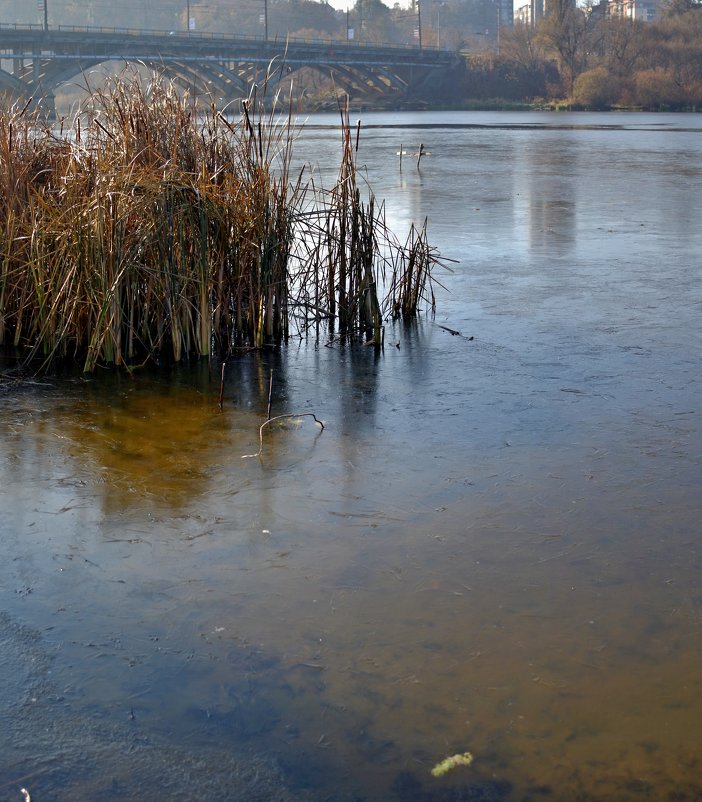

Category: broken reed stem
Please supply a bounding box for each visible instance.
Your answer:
[241,413,325,459]
[218,361,226,411]
[267,369,273,422]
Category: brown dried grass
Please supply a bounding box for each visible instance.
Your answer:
[0,74,443,373]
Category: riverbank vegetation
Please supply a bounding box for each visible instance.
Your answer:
[0,75,441,373]
[421,3,702,111]
[486,3,702,110]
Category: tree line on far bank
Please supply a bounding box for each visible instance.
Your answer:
[456,2,702,110]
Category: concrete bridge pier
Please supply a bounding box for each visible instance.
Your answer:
[29,55,57,119]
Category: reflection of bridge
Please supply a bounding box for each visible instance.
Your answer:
[0,24,457,116]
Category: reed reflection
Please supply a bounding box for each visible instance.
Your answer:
[17,374,251,514]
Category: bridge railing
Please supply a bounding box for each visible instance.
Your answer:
[0,22,46,30]
[0,21,443,53]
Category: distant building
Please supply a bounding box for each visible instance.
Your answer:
[497,0,514,27]
[513,0,541,25]
[514,0,663,24]
[513,0,575,26]
[606,0,662,20]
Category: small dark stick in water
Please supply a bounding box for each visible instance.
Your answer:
[218,361,226,410]
[417,143,425,169]
[267,370,274,421]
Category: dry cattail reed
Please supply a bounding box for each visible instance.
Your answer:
[0,73,444,373]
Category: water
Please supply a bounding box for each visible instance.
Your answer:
[1,111,701,801]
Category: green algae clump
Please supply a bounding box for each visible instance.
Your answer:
[430,752,474,778]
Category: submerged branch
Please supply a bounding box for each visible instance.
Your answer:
[241,413,325,459]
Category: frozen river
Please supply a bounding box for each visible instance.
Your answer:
[1,110,701,801]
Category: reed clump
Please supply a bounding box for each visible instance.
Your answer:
[0,75,443,372]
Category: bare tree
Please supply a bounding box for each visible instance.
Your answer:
[663,0,702,16]
[598,17,647,76]
[500,21,547,72]
[537,3,597,93]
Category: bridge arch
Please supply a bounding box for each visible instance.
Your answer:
[0,68,26,100]
[0,25,457,117]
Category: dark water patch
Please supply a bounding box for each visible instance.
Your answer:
[525,785,553,797]
[391,772,513,802]
[188,697,282,738]
[0,612,312,802]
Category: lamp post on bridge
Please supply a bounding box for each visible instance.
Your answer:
[258,0,269,40]
[433,1,446,49]
[40,0,48,30]
[416,0,423,49]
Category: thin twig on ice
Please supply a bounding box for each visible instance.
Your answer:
[242,413,325,459]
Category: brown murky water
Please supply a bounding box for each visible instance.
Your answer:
[1,112,701,801]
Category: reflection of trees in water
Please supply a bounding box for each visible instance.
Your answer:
[528,196,576,253]
[520,139,577,255]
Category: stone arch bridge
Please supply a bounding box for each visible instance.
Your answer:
[0,23,458,116]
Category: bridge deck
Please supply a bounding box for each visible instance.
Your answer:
[0,23,453,64]
[0,23,457,114]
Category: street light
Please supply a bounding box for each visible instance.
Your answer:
[409,0,423,48]
[417,0,423,49]
[257,0,269,39]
